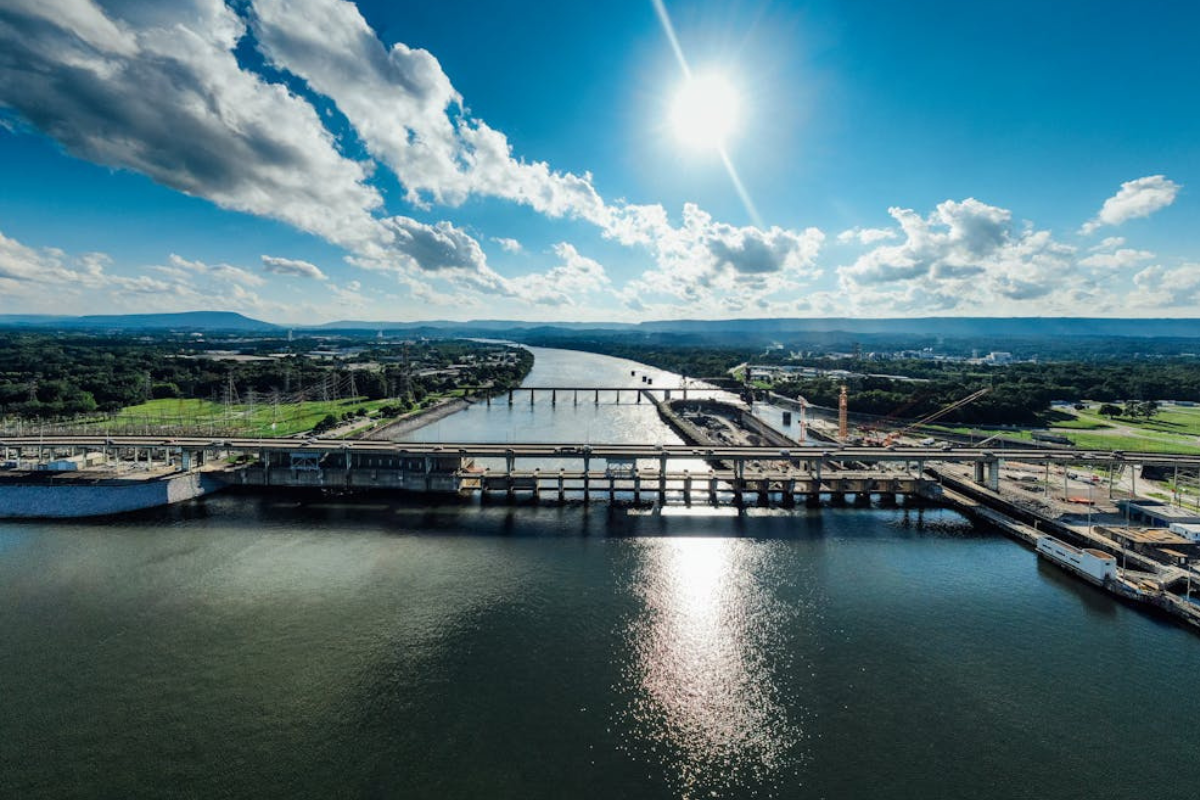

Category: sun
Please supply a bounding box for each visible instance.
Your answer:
[670,72,741,151]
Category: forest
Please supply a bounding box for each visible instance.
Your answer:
[518,334,1200,425]
[0,333,532,419]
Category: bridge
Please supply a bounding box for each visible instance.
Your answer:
[465,384,711,405]
[5,435,1200,464]
[4,435,1199,500]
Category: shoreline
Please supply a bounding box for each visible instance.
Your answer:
[359,397,471,440]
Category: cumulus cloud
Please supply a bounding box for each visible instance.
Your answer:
[1129,263,1200,309]
[0,0,508,295]
[0,227,283,315]
[1078,248,1155,270]
[837,227,898,245]
[508,243,611,306]
[261,255,327,280]
[249,0,607,224]
[0,0,387,252]
[492,237,523,254]
[1081,175,1182,234]
[618,204,824,309]
[169,254,266,286]
[0,228,109,292]
[838,198,1082,313]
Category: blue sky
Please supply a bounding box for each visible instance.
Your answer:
[0,0,1196,323]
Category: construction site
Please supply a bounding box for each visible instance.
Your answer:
[748,383,1200,631]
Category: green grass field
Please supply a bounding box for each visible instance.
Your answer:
[1043,405,1200,453]
[89,397,400,437]
[924,407,1200,455]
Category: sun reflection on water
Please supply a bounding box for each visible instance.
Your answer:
[619,538,803,796]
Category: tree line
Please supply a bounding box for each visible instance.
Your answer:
[0,333,532,419]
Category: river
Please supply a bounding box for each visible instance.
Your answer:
[1,346,1198,798]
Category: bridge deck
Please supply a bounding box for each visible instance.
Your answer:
[4,435,1200,467]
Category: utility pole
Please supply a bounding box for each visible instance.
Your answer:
[838,385,848,442]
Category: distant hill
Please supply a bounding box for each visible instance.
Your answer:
[0,311,277,331]
[314,317,1200,338]
[314,319,637,331]
[634,317,1200,338]
[4,312,1199,340]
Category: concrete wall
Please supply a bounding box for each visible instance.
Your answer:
[0,472,222,519]
[1037,536,1117,583]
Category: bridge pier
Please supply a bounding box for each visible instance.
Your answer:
[708,470,718,505]
[634,469,641,503]
[557,469,565,502]
[659,455,667,503]
[529,388,535,405]
[508,389,513,405]
[594,389,599,405]
[987,460,1001,492]
[552,389,556,406]
[683,471,692,505]
[636,390,642,403]
[582,455,590,500]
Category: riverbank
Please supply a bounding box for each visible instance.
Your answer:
[359,397,470,440]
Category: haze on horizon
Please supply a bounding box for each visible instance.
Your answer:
[0,0,1197,325]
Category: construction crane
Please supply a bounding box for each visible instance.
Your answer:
[882,387,990,446]
[859,391,931,445]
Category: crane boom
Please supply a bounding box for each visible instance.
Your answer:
[899,387,990,435]
[880,387,991,445]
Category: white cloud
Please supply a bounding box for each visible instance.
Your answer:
[0,0,505,295]
[1081,175,1182,234]
[0,0,386,253]
[1090,236,1126,252]
[1078,248,1155,270]
[261,255,327,280]
[837,226,898,245]
[249,0,608,225]
[1129,263,1200,309]
[509,243,611,306]
[491,237,523,254]
[0,227,286,315]
[837,198,1083,314]
[619,204,824,310]
[169,254,266,286]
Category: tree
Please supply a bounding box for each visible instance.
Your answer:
[311,413,339,435]
[1098,403,1122,419]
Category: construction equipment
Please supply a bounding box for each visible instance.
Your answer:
[882,387,990,446]
[859,392,931,445]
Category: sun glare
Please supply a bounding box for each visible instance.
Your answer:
[670,72,740,151]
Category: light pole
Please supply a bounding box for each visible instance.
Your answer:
[1088,480,1094,536]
